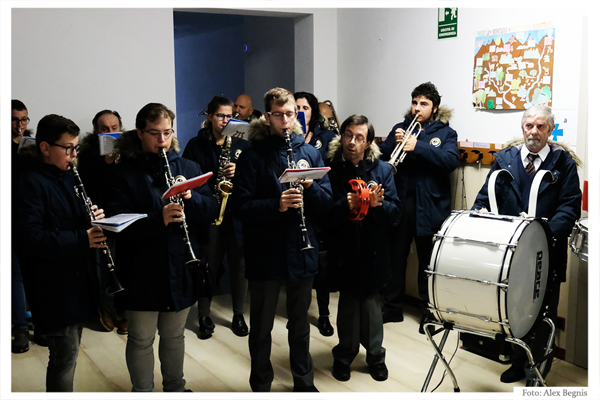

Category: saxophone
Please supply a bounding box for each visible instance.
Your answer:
[213,136,233,226]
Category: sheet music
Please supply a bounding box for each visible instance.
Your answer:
[222,119,250,141]
[99,132,121,155]
[278,167,330,183]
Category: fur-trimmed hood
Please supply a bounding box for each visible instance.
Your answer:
[504,137,583,167]
[247,116,304,142]
[326,134,381,164]
[114,129,180,162]
[401,105,453,125]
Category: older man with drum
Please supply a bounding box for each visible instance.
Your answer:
[472,105,582,385]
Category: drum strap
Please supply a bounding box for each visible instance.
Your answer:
[488,169,514,214]
[528,170,552,217]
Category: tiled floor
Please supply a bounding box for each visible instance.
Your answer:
[11,290,588,394]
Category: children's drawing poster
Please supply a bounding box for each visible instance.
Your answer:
[473,22,555,110]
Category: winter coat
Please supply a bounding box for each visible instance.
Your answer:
[77,132,117,208]
[472,139,582,282]
[15,149,98,334]
[321,136,401,297]
[379,107,460,236]
[107,131,219,311]
[231,117,333,281]
[307,121,337,161]
[182,127,251,246]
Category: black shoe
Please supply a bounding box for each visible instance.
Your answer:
[198,316,215,340]
[318,315,334,337]
[33,331,48,347]
[382,311,404,324]
[12,326,29,353]
[332,360,350,381]
[293,385,319,392]
[231,314,249,337]
[369,362,388,381]
[500,365,526,383]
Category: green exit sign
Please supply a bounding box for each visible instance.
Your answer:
[438,8,458,39]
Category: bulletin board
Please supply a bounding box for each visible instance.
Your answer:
[472,22,555,110]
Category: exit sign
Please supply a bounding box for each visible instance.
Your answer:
[438,8,458,39]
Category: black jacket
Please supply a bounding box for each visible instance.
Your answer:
[108,131,219,311]
[15,152,98,334]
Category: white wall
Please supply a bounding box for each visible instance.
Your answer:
[12,8,176,134]
[336,7,585,147]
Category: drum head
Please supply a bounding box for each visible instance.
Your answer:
[506,220,549,338]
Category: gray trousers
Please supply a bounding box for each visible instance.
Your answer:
[45,323,84,392]
[248,278,314,392]
[125,308,190,392]
[333,291,386,367]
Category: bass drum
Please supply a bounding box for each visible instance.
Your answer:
[428,211,551,339]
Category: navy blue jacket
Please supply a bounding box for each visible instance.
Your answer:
[231,119,333,281]
[472,141,581,281]
[15,154,98,334]
[307,121,337,161]
[107,131,219,311]
[322,137,401,297]
[379,107,460,236]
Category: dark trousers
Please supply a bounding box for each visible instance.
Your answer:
[512,280,562,379]
[383,196,434,316]
[314,250,330,316]
[45,323,84,392]
[248,278,314,392]
[12,253,29,328]
[333,291,385,366]
[199,215,247,317]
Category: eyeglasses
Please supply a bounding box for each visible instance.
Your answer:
[215,113,233,121]
[342,133,366,144]
[267,111,297,120]
[52,143,80,156]
[12,117,30,125]
[143,129,174,138]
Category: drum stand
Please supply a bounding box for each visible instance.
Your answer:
[421,318,556,392]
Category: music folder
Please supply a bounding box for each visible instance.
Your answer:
[278,167,330,183]
[222,119,250,141]
[98,132,121,155]
[91,213,147,233]
[162,172,213,200]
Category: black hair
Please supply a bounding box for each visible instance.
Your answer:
[205,96,233,130]
[12,99,27,111]
[36,114,80,152]
[294,91,324,134]
[92,109,123,132]
[411,81,441,115]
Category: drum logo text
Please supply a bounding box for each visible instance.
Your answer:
[533,251,543,300]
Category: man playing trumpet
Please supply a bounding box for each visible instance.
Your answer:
[379,82,459,331]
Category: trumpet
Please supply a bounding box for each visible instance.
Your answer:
[159,148,212,299]
[70,163,124,294]
[283,129,313,251]
[387,113,422,174]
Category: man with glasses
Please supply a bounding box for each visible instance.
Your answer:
[321,114,400,383]
[108,103,218,392]
[232,87,333,392]
[183,96,251,340]
[11,99,32,154]
[14,114,107,391]
[379,82,459,332]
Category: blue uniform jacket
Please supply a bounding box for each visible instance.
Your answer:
[231,119,333,281]
[107,131,219,312]
[15,154,98,334]
[307,121,337,161]
[322,137,401,297]
[472,141,582,281]
[379,107,460,236]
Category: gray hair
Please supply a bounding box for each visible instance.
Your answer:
[521,105,555,133]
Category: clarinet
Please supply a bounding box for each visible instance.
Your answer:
[159,148,212,299]
[283,129,314,251]
[70,163,124,294]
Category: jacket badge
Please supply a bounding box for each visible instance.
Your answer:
[234,149,242,159]
[315,140,322,149]
[430,137,441,147]
[367,180,379,190]
[297,159,310,169]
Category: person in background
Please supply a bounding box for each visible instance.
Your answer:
[78,109,128,335]
[294,91,338,337]
[234,94,262,122]
[183,96,252,340]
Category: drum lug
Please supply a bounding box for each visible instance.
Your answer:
[500,279,509,292]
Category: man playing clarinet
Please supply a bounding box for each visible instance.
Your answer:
[231,87,332,392]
